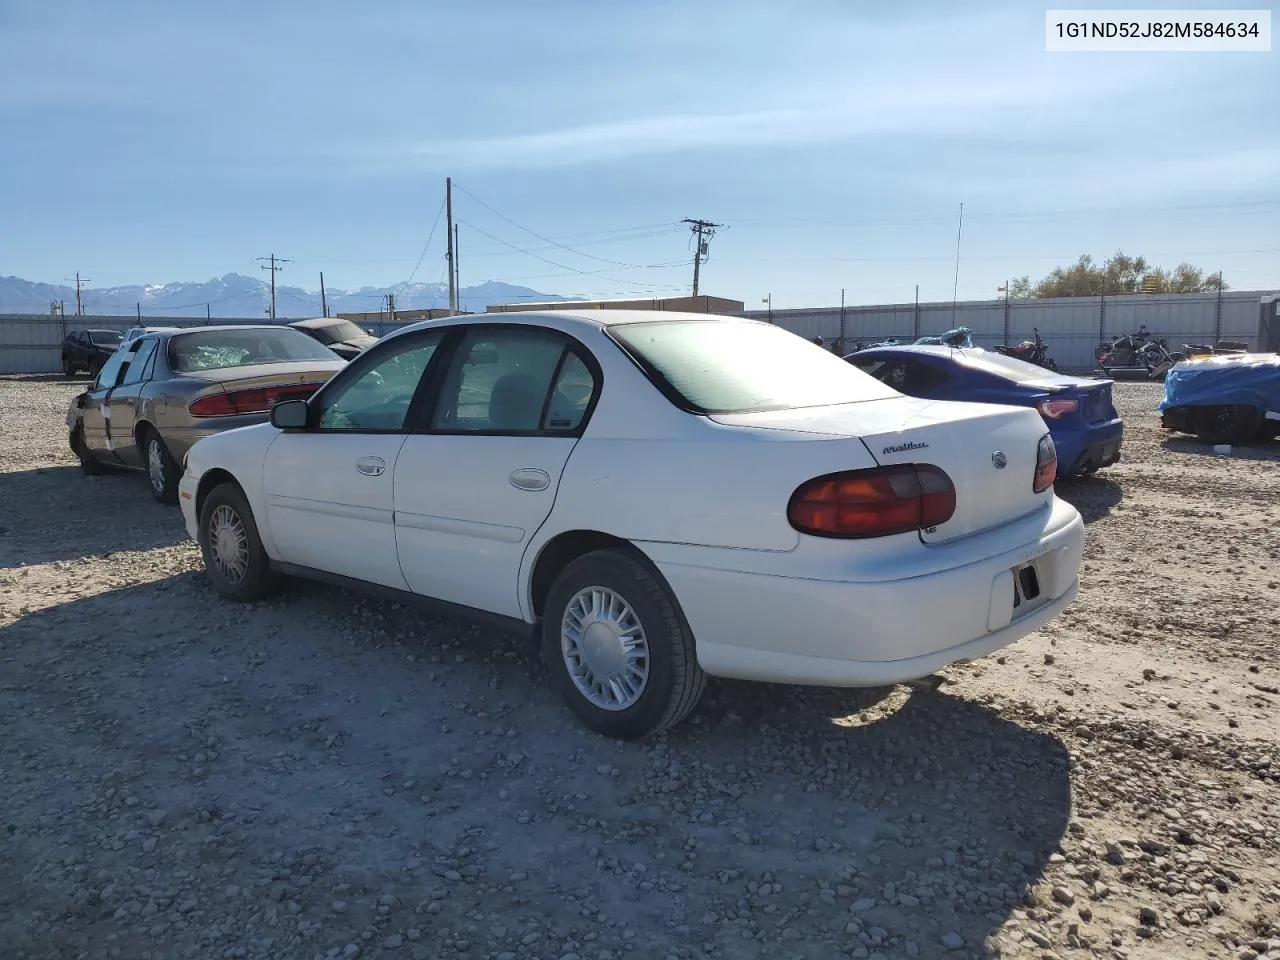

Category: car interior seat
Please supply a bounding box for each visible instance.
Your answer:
[487,373,545,431]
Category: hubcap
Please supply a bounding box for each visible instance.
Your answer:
[561,586,650,711]
[208,505,249,583]
[148,438,166,492]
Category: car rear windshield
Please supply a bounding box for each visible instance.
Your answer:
[168,328,340,373]
[303,319,369,345]
[956,349,1062,382]
[607,319,898,414]
[88,330,124,345]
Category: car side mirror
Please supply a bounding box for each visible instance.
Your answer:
[271,399,309,430]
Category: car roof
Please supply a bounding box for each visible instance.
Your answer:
[165,324,307,335]
[289,317,350,328]
[853,344,966,360]
[84,328,124,334]
[390,309,749,340]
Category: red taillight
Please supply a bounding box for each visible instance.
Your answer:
[188,383,323,418]
[787,464,957,539]
[1033,433,1057,492]
[1036,397,1079,420]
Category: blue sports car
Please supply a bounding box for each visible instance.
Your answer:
[846,345,1123,477]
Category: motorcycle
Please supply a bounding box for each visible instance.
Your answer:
[992,327,1058,372]
[1097,326,1183,379]
[914,326,974,348]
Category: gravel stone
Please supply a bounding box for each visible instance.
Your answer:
[1,376,1277,960]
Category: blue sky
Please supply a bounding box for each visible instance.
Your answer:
[1,0,1277,308]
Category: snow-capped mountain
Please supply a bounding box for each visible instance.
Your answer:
[0,274,566,318]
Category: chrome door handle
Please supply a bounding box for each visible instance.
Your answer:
[509,468,550,491]
[356,456,386,477]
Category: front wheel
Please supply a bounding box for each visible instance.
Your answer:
[62,355,77,377]
[1193,405,1264,445]
[197,482,279,602]
[543,548,706,740]
[143,428,180,505]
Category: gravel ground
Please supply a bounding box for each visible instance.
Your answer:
[2,374,1278,960]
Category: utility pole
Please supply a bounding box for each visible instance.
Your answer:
[385,292,396,321]
[320,272,328,317]
[682,219,722,297]
[65,272,91,316]
[951,202,964,327]
[206,303,211,322]
[1214,270,1224,342]
[445,177,456,314]
[839,289,847,353]
[454,224,461,310]
[257,254,290,321]
[136,302,141,321]
[762,293,772,323]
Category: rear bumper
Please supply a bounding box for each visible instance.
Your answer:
[648,498,1085,687]
[162,416,269,460]
[1058,420,1123,474]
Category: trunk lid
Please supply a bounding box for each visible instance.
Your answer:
[182,359,346,389]
[712,395,1052,544]
[182,361,345,410]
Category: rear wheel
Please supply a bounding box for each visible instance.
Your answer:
[543,548,706,740]
[143,428,180,505]
[88,356,104,380]
[1193,405,1264,445]
[197,482,279,601]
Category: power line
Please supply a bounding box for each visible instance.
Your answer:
[401,196,447,289]
[453,183,679,269]
[732,198,1280,229]
[455,220,674,289]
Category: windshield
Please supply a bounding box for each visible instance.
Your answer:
[168,327,341,373]
[608,319,898,414]
[88,330,124,346]
[956,348,1064,382]
[303,319,369,345]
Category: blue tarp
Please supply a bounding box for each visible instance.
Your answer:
[1158,352,1280,413]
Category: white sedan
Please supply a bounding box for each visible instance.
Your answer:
[178,310,1084,739]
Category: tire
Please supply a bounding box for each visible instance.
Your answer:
[62,355,77,377]
[71,427,104,475]
[142,427,180,505]
[88,356,104,380]
[542,548,706,740]
[197,482,279,602]
[1193,405,1265,445]
[1042,358,1059,372]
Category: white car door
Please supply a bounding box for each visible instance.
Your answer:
[263,330,447,589]
[394,326,599,619]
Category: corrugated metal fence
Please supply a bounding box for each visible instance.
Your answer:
[2,290,1276,375]
[748,290,1275,370]
[0,314,421,375]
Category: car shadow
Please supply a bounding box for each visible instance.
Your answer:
[3,574,1072,959]
[1053,475,1123,523]
[1161,436,1280,462]
[0,465,189,569]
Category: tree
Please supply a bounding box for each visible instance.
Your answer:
[1008,251,1226,299]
